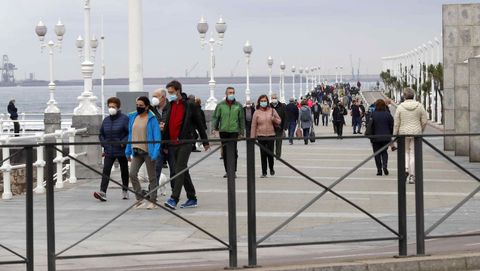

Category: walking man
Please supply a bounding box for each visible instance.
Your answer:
[312,101,321,126]
[270,93,287,158]
[163,80,210,210]
[212,87,245,178]
[321,101,331,126]
[351,99,362,134]
[285,97,299,144]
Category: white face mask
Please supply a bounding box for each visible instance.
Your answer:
[271,99,278,104]
[151,97,160,106]
[108,107,117,116]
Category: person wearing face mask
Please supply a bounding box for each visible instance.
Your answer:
[211,87,245,178]
[243,100,255,138]
[7,98,20,137]
[125,96,161,209]
[269,93,286,158]
[94,97,130,202]
[163,80,210,210]
[150,88,175,194]
[251,94,281,178]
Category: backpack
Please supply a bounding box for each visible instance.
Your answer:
[300,108,310,122]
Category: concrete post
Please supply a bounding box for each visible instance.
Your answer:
[468,57,480,162]
[128,0,144,92]
[454,62,469,156]
[71,115,102,179]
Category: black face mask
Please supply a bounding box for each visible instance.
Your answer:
[136,107,146,114]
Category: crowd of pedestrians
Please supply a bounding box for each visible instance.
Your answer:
[94,80,428,210]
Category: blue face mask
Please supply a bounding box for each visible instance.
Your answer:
[168,94,177,102]
[260,101,268,108]
[227,95,235,101]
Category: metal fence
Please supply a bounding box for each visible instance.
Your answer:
[1,133,479,271]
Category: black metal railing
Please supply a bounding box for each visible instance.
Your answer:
[1,133,480,271]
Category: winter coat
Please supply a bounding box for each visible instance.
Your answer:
[99,111,130,157]
[370,111,394,143]
[285,102,299,123]
[393,99,428,135]
[271,102,287,131]
[298,106,313,129]
[211,100,245,134]
[163,93,209,147]
[251,107,281,138]
[332,105,347,125]
[7,101,18,119]
[125,110,161,160]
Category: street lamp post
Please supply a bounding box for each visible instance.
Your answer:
[243,40,253,102]
[280,61,286,102]
[299,67,304,97]
[291,66,296,99]
[197,16,227,110]
[35,20,65,114]
[74,0,100,115]
[335,66,338,84]
[305,67,309,96]
[267,56,273,99]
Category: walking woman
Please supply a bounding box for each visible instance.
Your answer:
[251,94,281,178]
[94,97,130,201]
[369,99,394,176]
[332,101,347,138]
[125,96,161,209]
[298,100,313,145]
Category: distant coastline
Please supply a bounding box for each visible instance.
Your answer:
[7,75,380,87]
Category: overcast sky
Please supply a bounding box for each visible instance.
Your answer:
[0,0,467,81]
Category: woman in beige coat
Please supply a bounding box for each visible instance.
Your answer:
[393,87,428,184]
[251,94,282,178]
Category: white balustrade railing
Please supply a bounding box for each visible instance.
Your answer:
[1,127,87,199]
[0,112,74,135]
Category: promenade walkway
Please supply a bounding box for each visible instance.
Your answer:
[1,91,479,270]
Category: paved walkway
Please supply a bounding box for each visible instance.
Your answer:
[1,91,479,270]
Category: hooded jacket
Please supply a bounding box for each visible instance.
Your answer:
[393,99,428,135]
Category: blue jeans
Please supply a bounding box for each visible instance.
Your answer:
[352,116,362,133]
[155,147,176,190]
[288,121,297,144]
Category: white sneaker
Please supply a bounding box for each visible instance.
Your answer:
[146,202,158,210]
[122,191,129,200]
[408,175,415,184]
[134,202,148,209]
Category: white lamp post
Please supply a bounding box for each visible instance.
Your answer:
[280,61,286,102]
[243,40,253,102]
[35,20,65,114]
[267,56,273,98]
[74,0,100,115]
[197,16,227,110]
[291,66,296,99]
[335,66,338,84]
[299,67,303,97]
[434,37,442,124]
[305,67,309,96]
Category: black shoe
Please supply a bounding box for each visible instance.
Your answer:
[353,132,357,134]
[270,169,275,176]
[260,174,267,178]
[192,149,201,153]
[357,132,362,134]
[377,170,382,176]
[383,168,389,175]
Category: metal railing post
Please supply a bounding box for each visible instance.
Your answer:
[226,139,237,268]
[67,128,77,183]
[1,137,13,199]
[45,143,56,271]
[25,146,34,271]
[21,112,26,134]
[246,138,258,267]
[396,136,407,256]
[414,136,425,255]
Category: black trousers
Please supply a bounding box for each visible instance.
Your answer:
[313,113,320,126]
[334,121,343,136]
[274,129,284,158]
[11,117,20,136]
[245,121,252,138]
[101,155,129,193]
[258,136,275,174]
[372,141,389,170]
[171,144,196,202]
[220,132,239,173]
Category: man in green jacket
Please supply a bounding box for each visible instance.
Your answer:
[212,87,245,178]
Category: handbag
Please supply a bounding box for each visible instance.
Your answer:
[309,126,316,143]
[295,127,303,138]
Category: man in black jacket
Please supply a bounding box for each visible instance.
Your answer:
[163,80,210,210]
[270,93,287,158]
[7,99,19,136]
[285,97,299,144]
